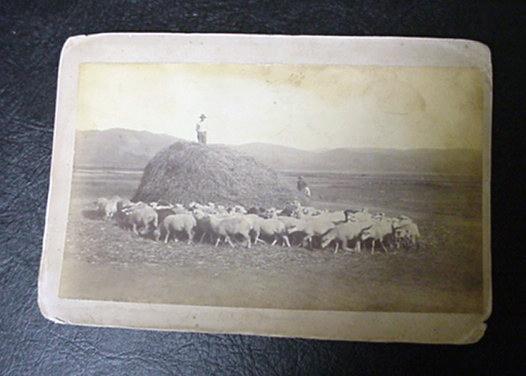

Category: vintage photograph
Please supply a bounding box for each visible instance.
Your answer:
[37,34,491,342]
[58,62,485,314]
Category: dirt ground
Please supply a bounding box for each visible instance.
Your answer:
[59,169,483,313]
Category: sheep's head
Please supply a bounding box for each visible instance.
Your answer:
[359,225,374,241]
[236,206,247,214]
[153,228,161,241]
[395,216,412,227]
[95,198,107,208]
[193,209,206,220]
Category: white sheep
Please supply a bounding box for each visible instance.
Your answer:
[232,205,247,214]
[254,218,291,247]
[321,219,374,253]
[276,215,300,230]
[194,210,251,248]
[213,216,252,248]
[288,218,336,249]
[162,213,197,244]
[393,217,421,250]
[360,217,396,254]
[95,195,121,220]
[345,208,372,223]
[150,201,174,210]
[119,202,158,236]
[315,210,346,224]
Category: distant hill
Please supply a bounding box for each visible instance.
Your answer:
[74,128,180,169]
[74,129,482,175]
[232,143,482,175]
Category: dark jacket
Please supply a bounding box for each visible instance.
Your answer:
[297,178,308,191]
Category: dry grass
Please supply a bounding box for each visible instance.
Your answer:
[133,142,300,207]
[60,169,483,313]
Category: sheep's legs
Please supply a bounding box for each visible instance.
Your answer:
[244,235,251,248]
[334,242,339,254]
[371,240,375,254]
[254,231,266,244]
[187,229,194,244]
[225,235,236,248]
[164,230,170,244]
[283,235,291,248]
[354,240,361,252]
[342,243,353,253]
[215,237,221,247]
[271,236,278,246]
[414,238,420,250]
[132,223,138,235]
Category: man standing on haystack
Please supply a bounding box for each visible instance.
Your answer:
[196,114,208,144]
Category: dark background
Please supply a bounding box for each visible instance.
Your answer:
[1,1,524,374]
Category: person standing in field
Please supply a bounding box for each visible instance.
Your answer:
[196,114,208,144]
[297,176,311,198]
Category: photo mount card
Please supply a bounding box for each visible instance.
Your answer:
[38,33,492,344]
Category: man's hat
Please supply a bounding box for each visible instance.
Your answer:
[199,114,207,121]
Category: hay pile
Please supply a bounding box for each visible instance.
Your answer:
[133,142,298,207]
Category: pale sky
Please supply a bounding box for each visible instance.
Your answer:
[76,63,485,150]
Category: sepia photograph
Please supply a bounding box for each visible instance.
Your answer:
[38,34,491,343]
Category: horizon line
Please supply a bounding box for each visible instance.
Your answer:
[77,127,483,152]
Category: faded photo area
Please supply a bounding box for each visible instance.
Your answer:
[60,63,485,313]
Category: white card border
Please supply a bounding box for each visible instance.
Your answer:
[38,33,492,344]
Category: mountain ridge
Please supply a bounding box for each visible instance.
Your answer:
[74,128,482,175]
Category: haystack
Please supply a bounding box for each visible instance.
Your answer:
[133,142,298,207]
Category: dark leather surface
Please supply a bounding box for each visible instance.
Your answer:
[1,1,524,374]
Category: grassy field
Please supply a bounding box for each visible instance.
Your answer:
[60,168,483,313]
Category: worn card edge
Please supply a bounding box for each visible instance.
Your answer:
[38,33,492,344]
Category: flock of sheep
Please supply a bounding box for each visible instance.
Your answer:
[94,196,421,254]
